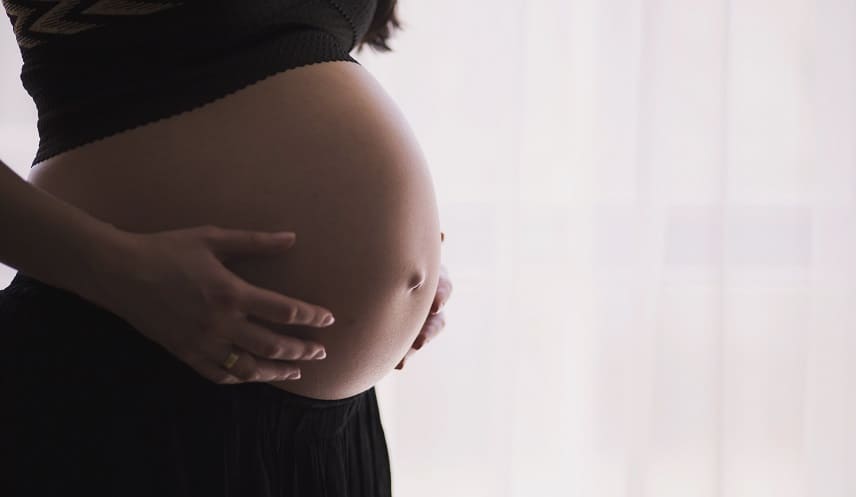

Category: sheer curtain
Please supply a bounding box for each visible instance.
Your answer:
[2,0,855,496]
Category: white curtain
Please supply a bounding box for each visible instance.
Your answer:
[3,0,856,495]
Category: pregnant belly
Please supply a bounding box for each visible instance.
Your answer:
[27,61,443,400]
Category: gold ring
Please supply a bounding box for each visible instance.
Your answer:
[221,350,240,370]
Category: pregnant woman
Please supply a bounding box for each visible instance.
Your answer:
[0,0,452,496]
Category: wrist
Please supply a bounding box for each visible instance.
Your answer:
[72,220,140,310]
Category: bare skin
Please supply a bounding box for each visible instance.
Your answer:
[27,60,443,400]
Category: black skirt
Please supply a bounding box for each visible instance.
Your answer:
[0,272,392,497]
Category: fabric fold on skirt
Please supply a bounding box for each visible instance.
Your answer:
[0,271,392,497]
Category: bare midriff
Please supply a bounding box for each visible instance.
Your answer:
[27,61,443,400]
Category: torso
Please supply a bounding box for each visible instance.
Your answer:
[27,60,442,400]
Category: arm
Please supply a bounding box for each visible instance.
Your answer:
[0,158,335,385]
[0,158,127,303]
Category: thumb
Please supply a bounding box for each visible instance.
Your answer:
[205,229,296,260]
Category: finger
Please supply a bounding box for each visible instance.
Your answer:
[414,312,446,350]
[204,227,297,260]
[432,282,451,312]
[430,293,445,314]
[234,279,335,328]
[397,312,448,371]
[189,359,241,385]
[230,318,328,361]
[412,332,427,351]
[216,346,303,382]
[430,266,453,314]
[397,346,418,369]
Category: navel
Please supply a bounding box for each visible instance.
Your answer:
[407,270,426,292]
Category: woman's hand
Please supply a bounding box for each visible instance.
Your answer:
[395,261,452,370]
[89,225,334,385]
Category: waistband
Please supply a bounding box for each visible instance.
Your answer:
[1,271,373,410]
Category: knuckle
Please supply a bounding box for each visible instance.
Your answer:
[251,232,268,245]
[207,281,243,309]
[279,343,302,360]
[284,305,300,323]
[301,343,320,359]
[295,307,307,323]
[199,224,222,240]
[259,342,282,358]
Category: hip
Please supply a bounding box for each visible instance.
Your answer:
[0,274,392,496]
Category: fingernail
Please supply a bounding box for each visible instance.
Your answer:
[313,349,327,360]
[321,314,335,326]
[288,371,301,380]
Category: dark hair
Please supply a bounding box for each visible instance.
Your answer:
[357,0,402,52]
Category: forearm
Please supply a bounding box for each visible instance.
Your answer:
[0,158,130,302]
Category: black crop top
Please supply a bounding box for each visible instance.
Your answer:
[1,0,377,166]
